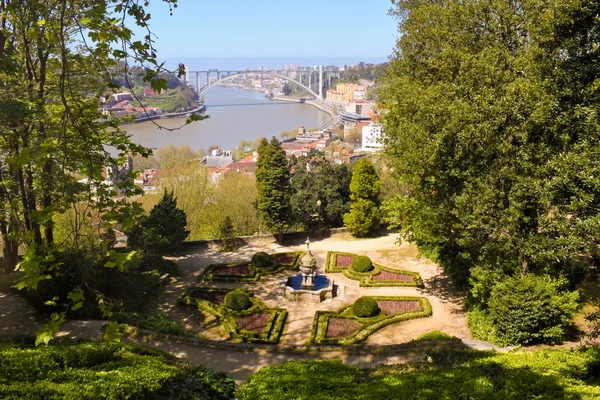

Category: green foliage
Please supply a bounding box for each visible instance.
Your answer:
[351,255,373,273]
[0,341,235,400]
[24,247,162,320]
[256,137,292,242]
[344,159,381,236]
[128,190,189,253]
[380,0,600,294]
[487,275,579,345]
[414,330,455,342]
[289,152,353,230]
[224,290,252,312]
[251,252,275,269]
[353,296,380,317]
[238,349,600,400]
[218,216,236,251]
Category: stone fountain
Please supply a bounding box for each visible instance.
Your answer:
[280,238,335,303]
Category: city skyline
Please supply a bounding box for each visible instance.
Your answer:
[138,0,398,60]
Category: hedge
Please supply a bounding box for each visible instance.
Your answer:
[178,287,287,344]
[308,296,432,345]
[198,252,302,283]
[237,348,600,400]
[0,341,235,400]
[325,251,424,287]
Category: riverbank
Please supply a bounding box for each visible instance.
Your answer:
[271,96,336,130]
[131,104,207,124]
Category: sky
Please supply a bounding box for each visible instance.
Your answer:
[141,0,399,67]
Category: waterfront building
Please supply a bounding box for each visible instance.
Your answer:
[361,123,384,152]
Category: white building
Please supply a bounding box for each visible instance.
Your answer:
[361,123,384,152]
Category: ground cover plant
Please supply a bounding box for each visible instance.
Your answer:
[309,296,431,345]
[198,252,302,283]
[111,312,198,337]
[178,287,287,344]
[325,251,423,287]
[237,348,600,400]
[0,341,235,400]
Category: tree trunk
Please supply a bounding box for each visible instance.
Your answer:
[0,222,18,272]
[41,159,53,247]
[278,230,284,244]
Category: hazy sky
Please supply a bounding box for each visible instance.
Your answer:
[141,0,399,60]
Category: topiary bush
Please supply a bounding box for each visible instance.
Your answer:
[353,296,380,318]
[223,290,252,312]
[487,274,579,345]
[351,255,373,273]
[251,252,275,269]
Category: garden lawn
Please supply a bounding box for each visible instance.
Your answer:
[238,348,600,400]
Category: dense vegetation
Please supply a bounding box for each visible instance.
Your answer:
[379,0,600,344]
[0,341,235,400]
[344,158,381,236]
[238,348,600,399]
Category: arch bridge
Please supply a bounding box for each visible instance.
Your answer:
[184,67,338,101]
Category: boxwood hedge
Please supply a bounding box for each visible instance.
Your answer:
[198,252,302,283]
[325,251,424,287]
[308,296,432,345]
[178,287,287,344]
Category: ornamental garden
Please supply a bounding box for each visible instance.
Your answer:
[176,239,432,346]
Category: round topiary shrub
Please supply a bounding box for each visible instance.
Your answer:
[223,290,252,312]
[251,252,275,269]
[351,255,373,273]
[353,296,380,318]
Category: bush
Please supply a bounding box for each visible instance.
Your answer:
[0,341,235,400]
[353,296,380,317]
[487,274,579,345]
[224,290,252,312]
[351,255,373,273]
[112,312,195,336]
[251,252,275,269]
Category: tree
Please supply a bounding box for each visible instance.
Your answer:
[344,158,381,236]
[0,0,190,343]
[289,151,352,230]
[380,0,600,290]
[255,137,291,243]
[128,190,189,254]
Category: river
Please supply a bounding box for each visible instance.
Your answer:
[123,86,330,151]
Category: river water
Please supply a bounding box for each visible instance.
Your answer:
[123,86,330,151]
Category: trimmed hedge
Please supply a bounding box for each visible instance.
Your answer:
[0,341,235,400]
[325,251,424,287]
[353,296,380,317]
[178,287,287,344]
[199,252,302,283]
[252,252,276,268]
[224,290,252,311]
[351,256,373,273]
[309,296,432,345]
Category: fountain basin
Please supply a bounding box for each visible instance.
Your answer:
[280,274,335,303]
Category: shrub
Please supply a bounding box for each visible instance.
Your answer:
[0,341,235,400]
[224,290,252,312]
[351,255,373,273]
[251,252,275,269]
[353,296,380,317]
[487,274,579,345]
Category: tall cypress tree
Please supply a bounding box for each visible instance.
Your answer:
[256,137,291,243]
[344,157,381,237]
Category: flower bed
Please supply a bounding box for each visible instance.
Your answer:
[212,263,251,276]
[198,252,302,283]
[308,296,432,345]
[178,287,287,344]
[234,312,271,334]
[325,318,363,339]
[325,251,424,287]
